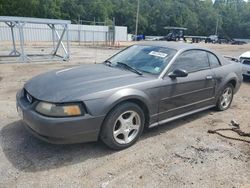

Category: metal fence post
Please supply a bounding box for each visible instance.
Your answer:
[5,21,20,56]
[78,24,81,46]
[52,24,55,51]
[66,24,70,60]
[17,21,26,62]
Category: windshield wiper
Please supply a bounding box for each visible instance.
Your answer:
[116,62,143,75]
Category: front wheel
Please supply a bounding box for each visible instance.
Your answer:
[100,102,145,150]
[216,83,234,111]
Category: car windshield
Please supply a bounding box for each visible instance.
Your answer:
[107,45,177,75]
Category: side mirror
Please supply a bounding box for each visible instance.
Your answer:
[168,69,188,79]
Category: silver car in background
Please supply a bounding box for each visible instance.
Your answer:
[240,51,250,78]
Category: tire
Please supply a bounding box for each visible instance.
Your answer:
[216,83,234,111]
[100,102,145,150]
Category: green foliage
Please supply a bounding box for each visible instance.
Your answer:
[0,0,39,17]
[0,0,250,38]
[60,0,85,22]
[35,0,62,18]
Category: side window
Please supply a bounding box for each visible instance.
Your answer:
[169,50,210,73]
[208,52,221,68]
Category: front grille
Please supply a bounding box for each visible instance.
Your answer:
[24,89,36,104]
[242,58,250,65]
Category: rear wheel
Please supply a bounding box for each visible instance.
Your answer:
[216,83,234,111]
[100,102,145,150]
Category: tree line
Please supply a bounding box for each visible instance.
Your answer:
[0,0,249,38]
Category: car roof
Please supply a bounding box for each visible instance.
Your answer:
[137,41,209,51]
[137,41,228,65]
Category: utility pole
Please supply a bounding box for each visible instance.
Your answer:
[215,17,219,35]
[135,0,140,37]
[112,17,115,46]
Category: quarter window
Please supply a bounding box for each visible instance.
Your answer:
[208,52,221,68]
[170,50,210,73]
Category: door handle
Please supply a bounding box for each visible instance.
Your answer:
[206,75,213,80]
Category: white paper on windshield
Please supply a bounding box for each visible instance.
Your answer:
[149,51,168,58]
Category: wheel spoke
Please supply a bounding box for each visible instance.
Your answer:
[221,97,226,104]
[131,124,140,131]
[114,128,123,137]
[118,116,126,126]
[124,130,130,143]
[128,111,137,122]
[222,92,228,98]
[221,100,227,108]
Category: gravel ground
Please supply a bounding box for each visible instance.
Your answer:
[0,42,249,188]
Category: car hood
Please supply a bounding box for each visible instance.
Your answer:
[24,64,152,102]
[240,51,250,59]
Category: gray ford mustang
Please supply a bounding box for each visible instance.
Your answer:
[16,42,243,150]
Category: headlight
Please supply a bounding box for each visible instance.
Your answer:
[35,102,83,117]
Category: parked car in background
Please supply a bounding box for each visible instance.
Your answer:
[205,35,230,44]
[205,35,219,43]
[132,34,145,41]
[240,51,250,78]
[16,42,243,150]
[159,32,185,41]
[231,39,247,45]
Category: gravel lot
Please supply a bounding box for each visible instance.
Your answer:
[0,42,249,188]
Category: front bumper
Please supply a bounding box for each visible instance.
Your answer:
[243,72,250,77]
[242,65,250,77]
[16,89,105,144]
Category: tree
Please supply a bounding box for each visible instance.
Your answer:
[0,0,39,17]
[36,0,62,19]
[0,0,249,38]
[60,0,85,23]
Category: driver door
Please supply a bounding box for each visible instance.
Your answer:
[158,50,216,121]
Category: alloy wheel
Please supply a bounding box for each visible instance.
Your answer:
[220,87,233,109]
[113,110,141,144]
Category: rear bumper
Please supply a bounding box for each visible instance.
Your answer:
[16,90,105,144]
